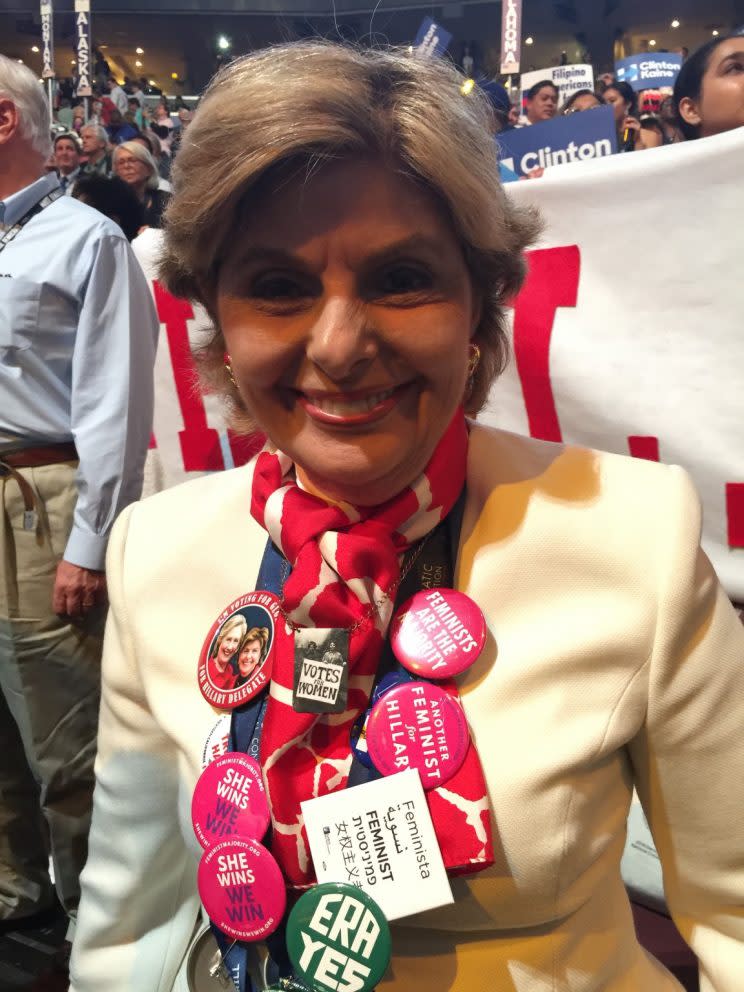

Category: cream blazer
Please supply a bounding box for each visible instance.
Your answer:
[69,425,744,992]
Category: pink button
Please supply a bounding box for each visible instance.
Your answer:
[390,588,486,679]
[365,682,469,789]
[197,838,286,942]
[192,753,270,850]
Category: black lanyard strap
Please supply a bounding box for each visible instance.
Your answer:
[0,186,63,255]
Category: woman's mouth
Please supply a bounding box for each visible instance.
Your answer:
[297,384,409,426]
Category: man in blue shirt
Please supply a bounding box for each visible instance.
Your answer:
[0,56,158,926]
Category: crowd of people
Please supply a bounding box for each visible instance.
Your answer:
[0,26,743,992]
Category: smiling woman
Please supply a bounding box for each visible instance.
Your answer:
[70,39,744,992]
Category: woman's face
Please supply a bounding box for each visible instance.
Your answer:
[114,150,150,189]
[218,627,241,664]
[238,639,262,677]
[686,39,744,137]
[568,93,601,113]
[604,88,629,124]
[216,158,480,506]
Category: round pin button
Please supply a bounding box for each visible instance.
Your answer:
[198,592,281,711]
[365,681,469,790]
[286,883,391,992]
[390,588,486,679]
[192,753,270,850]
[197,838,286,942]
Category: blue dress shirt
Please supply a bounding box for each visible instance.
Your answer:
[0,173,159,570]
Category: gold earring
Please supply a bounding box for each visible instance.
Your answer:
[223,352,237,389]
[467,343,481,382]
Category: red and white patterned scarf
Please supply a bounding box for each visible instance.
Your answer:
[250,410,494,887]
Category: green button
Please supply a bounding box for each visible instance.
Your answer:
[286,882,392,992]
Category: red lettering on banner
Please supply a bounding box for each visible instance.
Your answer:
[726,485,744,549]
[153,281,225,472]
[512,245,581,442]
[627,436,660,462]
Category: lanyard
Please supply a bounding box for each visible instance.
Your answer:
[0,186,63,255]
[212,489,466,991]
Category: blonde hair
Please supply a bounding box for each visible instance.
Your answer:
[211,613,248,658]
[160,41,539,422]
[113,140,159,189]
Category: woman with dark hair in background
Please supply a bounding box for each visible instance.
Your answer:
[522,79,559,124]
[674,32,744,139]
[604,81,661,150]
[72,174,144,241]
[560,89,605,114]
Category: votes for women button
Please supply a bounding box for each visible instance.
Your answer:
[365,681,469,790]
[287,883,391,992]
[390,588,486,679]
[197,838,286,942]
[191,753,270,850]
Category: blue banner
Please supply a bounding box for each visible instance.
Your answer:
[414,17,452,58]
[496,105,617,178]
[615,53,682,92]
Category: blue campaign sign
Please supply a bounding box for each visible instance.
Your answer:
[496,105,617,178]
[414,17,453,58]
[615,53,682,92]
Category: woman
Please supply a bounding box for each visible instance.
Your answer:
[235,626,270,686]
[674,32,744,139]
[70,42,744,992]
[207,614,247,691]
[112,140,170,228]
[560,88,605,114]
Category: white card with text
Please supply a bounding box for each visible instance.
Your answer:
[301,769,453,921]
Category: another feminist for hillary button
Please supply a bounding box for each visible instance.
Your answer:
[286,883,391,992]
[365,681,469,790]
[197,838,286,942]
[191,753,270,850]
[390,588,486,679]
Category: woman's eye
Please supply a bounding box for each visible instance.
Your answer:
[725,60,744,73]
[377,265,432,297]
[251,273,310,301]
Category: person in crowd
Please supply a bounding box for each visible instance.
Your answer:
[71,104,85,135]
[0,55,158,933]
[93,48,110,90]
[658,96,685,144]
[133,129,171,183]
[69,42,744,992]
[80,123,112,176]
[560,88,605,113]
[127,96,144,130]
[207,614,247,690]
[56,97,73,129]
[603,80,644,150]
[476,79,513,134]
[113,140,170,228]
[674,32,744,139]
[521,79,559,124]
[129,79,146,107]
[106,75,129,116]
[234,626,270,686]
[88,96,104,127]
[150,98,174,156]
[107,109,140,145]
[53,132,82,194]
[72,174,145,242]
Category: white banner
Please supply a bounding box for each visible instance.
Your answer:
[490,126,744,602]
[74,0,91,97]
[40,0,54,80]
[500,0,522,75]
[133,128,744,602]
[521,64,594,106]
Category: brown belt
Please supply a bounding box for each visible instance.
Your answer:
[0,443,77,533]
[0,442,78,469]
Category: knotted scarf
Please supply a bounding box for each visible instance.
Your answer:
[250,410,494,887]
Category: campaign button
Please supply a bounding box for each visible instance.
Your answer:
[192,753,270,850]
[287,883,391,992]
[390,588,486,679]
[197,838,285,942]
[200,714,231,769]
[350,710,375,769]
[198,592,281,711]
[365,682,469,790]
[371,669,415,703]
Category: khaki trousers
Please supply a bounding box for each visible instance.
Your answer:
[0,461,103,920]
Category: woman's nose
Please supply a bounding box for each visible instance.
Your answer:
[305,296,377,380]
